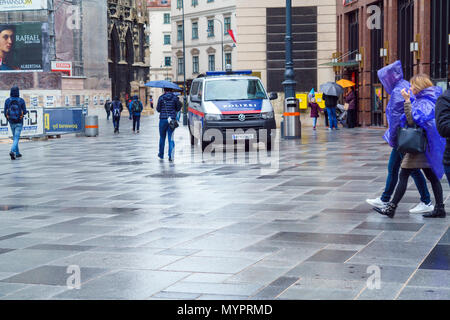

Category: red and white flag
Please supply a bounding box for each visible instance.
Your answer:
[227,29,237,44]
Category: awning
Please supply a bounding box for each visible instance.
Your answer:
[320,61,360,67]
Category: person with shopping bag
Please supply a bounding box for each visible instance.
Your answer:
[374,74,445,218]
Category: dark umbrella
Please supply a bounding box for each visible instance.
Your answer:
[145,80,182,91]
[320,82,344,97]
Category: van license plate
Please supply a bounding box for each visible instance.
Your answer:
[232,134,255,140]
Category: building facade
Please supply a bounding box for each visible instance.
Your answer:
[107,0,150,105]
[336,0,450,127]
[236,0,336,94]
[148,0,173,102]
[0,0,111,111]
[171,0,237,84]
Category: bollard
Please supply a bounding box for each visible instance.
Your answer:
[283,97,301,139]
[85,115,99,137]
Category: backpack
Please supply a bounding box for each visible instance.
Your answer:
[112,101,121,117]
[7,99,23,123]
[131,100,141,114]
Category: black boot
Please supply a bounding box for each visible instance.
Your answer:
[373,202,397,218]
[423,204,446,218]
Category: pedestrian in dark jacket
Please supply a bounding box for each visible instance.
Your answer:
[323,93,339,130]
[435,88,450,186]
[128,95,144,133]
[157,88,182,161]
[345,87,357,128]
[308,96,320,130]
[3,86,27,160]
[104,99,112,120]
[111,96,123,134]
[374,74,446,219]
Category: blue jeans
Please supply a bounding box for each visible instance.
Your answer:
[381,148,431,204]
[113,116,120,131]
[326,107,338,129]
[133,115,140,131]
[312,117,318,127]
[9,123,23,155]
[159,119,175,159]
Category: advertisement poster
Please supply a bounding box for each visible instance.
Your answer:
[0,22,44,72]
[30,95,39,108]
[0,0,47,11]
[0,107,44,138]
[45,96,55,107]
[44,108,83,134]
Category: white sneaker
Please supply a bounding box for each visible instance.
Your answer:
[409,202,434,214]
[366,197,388,208]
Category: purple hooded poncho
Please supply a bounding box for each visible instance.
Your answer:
[377,60,413,148]
[399,86,445,179]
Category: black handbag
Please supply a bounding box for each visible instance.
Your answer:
[169,118,179,130]
[397,125,427,154]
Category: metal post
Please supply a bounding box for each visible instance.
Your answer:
[282,0,301,139]
[182,0,188,125]
[282,0,296,99]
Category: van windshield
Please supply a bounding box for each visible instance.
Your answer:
[205,79,267,101]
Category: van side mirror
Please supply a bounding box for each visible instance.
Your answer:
[269,92,278,100]
[191,95,201,103]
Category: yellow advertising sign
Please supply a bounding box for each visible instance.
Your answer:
[296,93,308,110]
[44,113,50,130]
[315,93,326,109]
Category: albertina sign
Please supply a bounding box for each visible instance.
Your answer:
[0,0,47,11]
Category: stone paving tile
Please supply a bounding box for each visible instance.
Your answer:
[0,284,68,300]
[161,256,259,274]
[163,281,263,296]
[48,251,183,270]
[397,286,450,300]
[286,261,415,284]
[418,245,450,271]
[53,270,190,300]
[1,265,110,286]
[0,283,29,298]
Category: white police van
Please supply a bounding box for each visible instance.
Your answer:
[188,69,278,151]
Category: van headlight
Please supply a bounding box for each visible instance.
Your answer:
[261,111,274,119]
[205,113,222,121]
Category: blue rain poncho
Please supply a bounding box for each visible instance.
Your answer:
[399,86,445,179]
[377,60,413,148]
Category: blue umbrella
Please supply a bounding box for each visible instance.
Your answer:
[145,80,182,91]
[309,88,315,97]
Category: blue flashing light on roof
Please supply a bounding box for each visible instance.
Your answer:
[206,70,253,76]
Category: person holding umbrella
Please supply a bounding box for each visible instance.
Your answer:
[145,80,183,161]
[337,79,357,128]
[320,82,343,131]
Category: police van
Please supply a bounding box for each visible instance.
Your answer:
[188,68,278,151]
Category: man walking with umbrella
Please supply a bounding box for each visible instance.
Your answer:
[321,82,343,131]
[145,80,182,161]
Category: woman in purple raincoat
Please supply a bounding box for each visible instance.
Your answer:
[366,61,432,215]
[374,74,446,219]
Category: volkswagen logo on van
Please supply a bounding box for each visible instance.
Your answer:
[238,114,246,122]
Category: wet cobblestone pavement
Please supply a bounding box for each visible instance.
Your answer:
[0,115,448,300]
